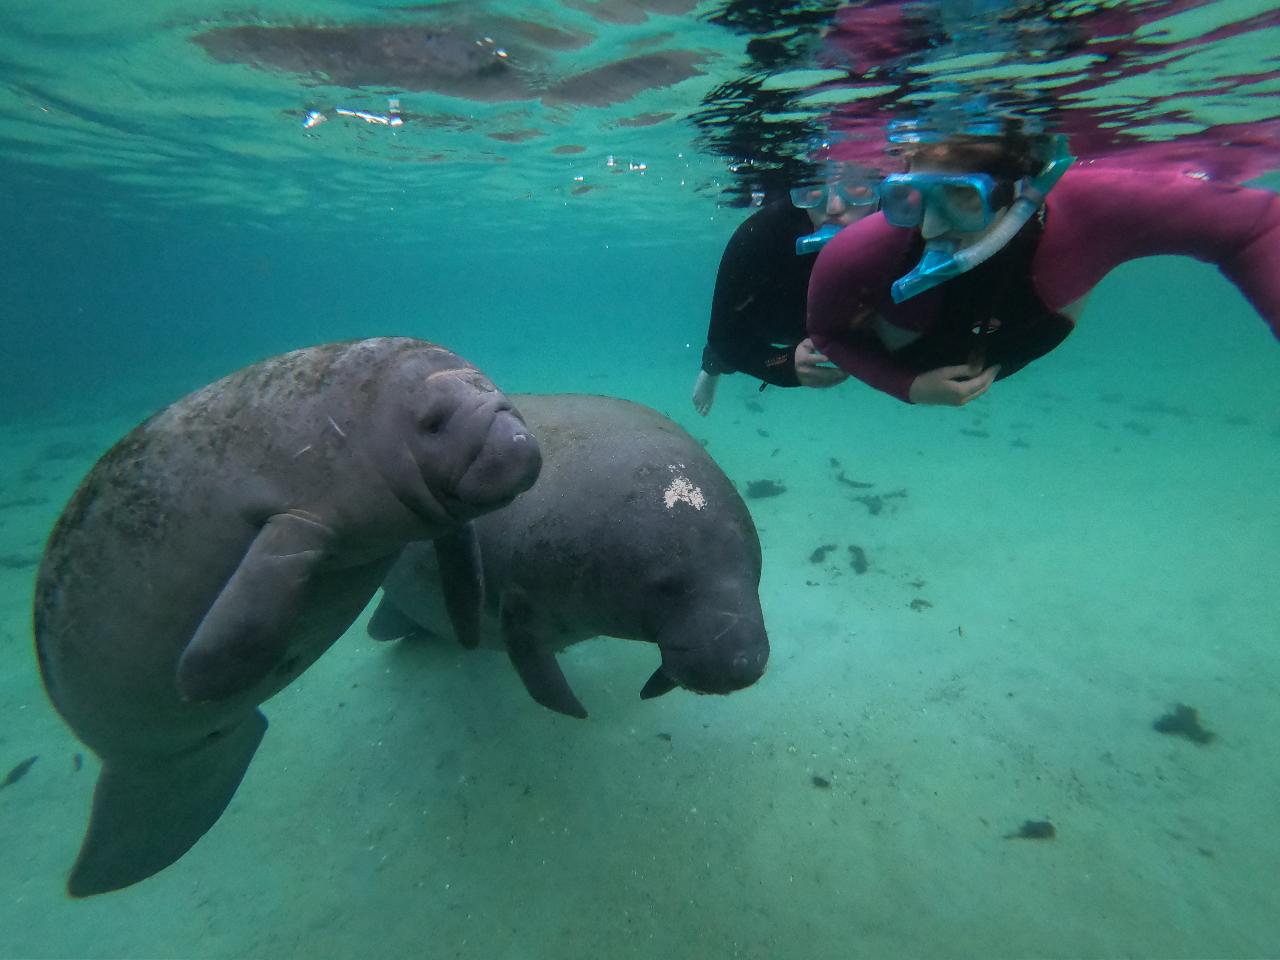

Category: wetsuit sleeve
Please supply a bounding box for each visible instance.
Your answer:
[1036,168,1280,335]
[806,215,919,402]
[704,205,804,387]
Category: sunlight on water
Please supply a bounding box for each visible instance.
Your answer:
[1,0,1275,233]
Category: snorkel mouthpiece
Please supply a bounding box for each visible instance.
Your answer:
[890,135,1075,303]
[891,239,961,303]
[795,222,841,255]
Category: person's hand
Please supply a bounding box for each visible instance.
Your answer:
[794,338,849,388]
[908,362,1000,406]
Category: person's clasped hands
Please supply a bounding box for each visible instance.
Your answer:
[793,338,850,388]
[907,361,1000,405]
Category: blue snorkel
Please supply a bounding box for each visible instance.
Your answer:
[891,136,1075,303]
[795,222,841,255]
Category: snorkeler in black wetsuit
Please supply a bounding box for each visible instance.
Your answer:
[699,200,819,389]
[692,167,880,415]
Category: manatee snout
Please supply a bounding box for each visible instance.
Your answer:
[645,606,769,699]
[453,407,541,508]
[674,641,768,696]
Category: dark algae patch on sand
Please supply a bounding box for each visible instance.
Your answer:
[1153,703,1216,744]
[745,479,786,498]
[1,755,38,789]
[847,545,868,574]
[809,543,837,563]
[1005,819,1055,840]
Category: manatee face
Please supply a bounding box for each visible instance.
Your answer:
[377,359,542,523]
[653,609,769,695]
[644,575,769,697]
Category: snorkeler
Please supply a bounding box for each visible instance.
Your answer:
[806,121,1280,405]
[691,163,881,415]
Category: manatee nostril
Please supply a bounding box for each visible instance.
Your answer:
[732,651,764,682]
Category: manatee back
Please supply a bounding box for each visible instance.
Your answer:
[483,394,761,623]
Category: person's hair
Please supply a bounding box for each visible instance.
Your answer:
[895,127,1047,207]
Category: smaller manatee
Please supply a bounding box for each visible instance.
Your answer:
[371,393,769,717]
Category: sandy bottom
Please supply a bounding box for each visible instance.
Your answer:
[2,263,1278,959]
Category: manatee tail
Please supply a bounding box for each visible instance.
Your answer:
[67,709,268,897]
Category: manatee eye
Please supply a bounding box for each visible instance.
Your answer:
[418,411,448,435]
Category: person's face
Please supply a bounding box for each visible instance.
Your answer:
[907,159,1012,249]
[791,169,880,229]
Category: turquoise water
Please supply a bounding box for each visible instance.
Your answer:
[2,2,1279,957]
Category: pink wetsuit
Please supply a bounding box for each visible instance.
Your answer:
[806,165,1280,402]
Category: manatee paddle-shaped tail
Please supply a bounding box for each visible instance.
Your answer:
[434,523,484,650]
[499,590,587,719]
[68,710,268,898]
[176,512,336,702]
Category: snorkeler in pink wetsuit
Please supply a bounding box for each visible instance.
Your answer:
[807,135,1280,405]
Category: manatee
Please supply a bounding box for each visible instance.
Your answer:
[368,393,768,718]
[32,337,541,897]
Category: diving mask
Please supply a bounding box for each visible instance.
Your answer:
[791,171,881,255]
[789,175,880,211]
[879,172,1000,234]
[890,138,1075,303]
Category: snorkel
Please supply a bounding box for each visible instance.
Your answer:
[891,135,1075,303]
[795,222,841,255]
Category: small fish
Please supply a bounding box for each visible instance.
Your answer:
[1,755,38,788]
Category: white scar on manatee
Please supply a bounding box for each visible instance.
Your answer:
[295,412,348,458]
[663,473,706,511]
[424,367,480,384]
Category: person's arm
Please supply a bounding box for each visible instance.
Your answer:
[705,204,809,387]
[1035,167,1280,333]
[806,215,920,401]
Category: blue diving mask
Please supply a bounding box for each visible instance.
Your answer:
[879,172,999,234]
[791,173,881,255]
[790,175,880,211]
[889,139,1075,303]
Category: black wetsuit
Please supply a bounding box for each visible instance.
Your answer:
[700,200,817,388]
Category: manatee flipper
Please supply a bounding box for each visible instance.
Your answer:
[367,595,426,642]
[500,591,587,719]
[434,523,484,649]
[68,709,268,898]
[639,667,678,700]
[177,511,336,702]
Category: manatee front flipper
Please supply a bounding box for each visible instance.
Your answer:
[367,595,427,642]
[434,523,484,649]
[68,709,268,897]
[500,591,587,719]
[639,668,678,700]
[177,511,336,702]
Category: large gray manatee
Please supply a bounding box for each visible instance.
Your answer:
[33,337,542,897]
[369,394,769,718]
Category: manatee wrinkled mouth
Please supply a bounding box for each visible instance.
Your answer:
[404,412,530,524]
[645,611,768,698]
